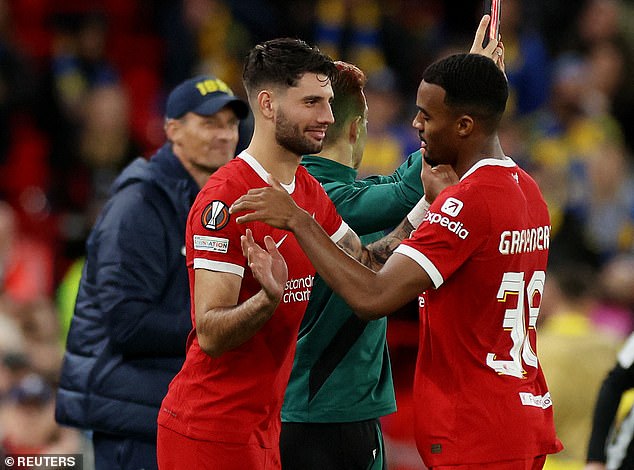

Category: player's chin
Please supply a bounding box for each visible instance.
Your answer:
[304,140,324,155]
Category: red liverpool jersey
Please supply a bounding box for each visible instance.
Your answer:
[395,157,563,466]
[159,151,347,449]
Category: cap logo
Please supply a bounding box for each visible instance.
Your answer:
[195,78,233,97]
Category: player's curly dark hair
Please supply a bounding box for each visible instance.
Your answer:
[422,53,508,132]
[242,38,337,96]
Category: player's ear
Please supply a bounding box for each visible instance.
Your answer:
[348,116,362,144]
[257,90,275,119]
[456,115,475,137]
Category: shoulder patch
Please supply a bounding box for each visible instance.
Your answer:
[201,200,230,230]
[193,235,229,253]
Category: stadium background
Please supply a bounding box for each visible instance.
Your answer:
[1,0,634,468]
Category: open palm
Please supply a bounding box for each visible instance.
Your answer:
[241,229,288,303]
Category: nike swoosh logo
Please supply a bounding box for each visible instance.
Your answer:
[275,234,288,248]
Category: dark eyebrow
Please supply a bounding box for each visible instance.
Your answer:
[304,95,327,101]
[417,105,430,116]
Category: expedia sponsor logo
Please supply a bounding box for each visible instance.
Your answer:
[440,197,463,217]
[283,275,313,303]
[423,211,470,239]
[498,225,550,255]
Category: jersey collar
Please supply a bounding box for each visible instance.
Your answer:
[238,151,296,194]
[460,156,516,181]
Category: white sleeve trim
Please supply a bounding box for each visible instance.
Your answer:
[193,258,245,277]
[394,244,444,288]
[330,220,349,244]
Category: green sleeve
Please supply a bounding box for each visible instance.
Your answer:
[324,151,424,235]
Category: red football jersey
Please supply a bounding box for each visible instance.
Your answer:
[395,157,563,466]
[158,152,347,449]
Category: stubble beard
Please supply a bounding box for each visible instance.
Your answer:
[275,109,323,156]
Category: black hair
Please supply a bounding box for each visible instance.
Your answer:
[242,38,337,95]
[422,53,508,131]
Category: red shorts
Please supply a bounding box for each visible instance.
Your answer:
[431,455,547,470]
[157,424,280,470]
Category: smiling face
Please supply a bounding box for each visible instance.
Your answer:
[272,73,334,156]
[412,80,460,168]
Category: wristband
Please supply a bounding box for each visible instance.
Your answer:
[407,197,431,228]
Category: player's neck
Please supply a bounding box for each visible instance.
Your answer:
[455,134,506,178]
[316,140,354,168]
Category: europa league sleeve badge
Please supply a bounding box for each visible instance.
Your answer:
[201,200,231,231]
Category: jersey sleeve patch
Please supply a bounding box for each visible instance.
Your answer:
[193,235,229,253]
[201,200,231,230]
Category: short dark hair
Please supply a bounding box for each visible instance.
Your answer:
[422,53,508,131]
[242,38,337,96]
[324,61,367,143]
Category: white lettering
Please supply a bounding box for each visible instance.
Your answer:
[499,230,511,254]
[193,235,229,253]
[423,211,470,239]
[519,391,553,409]
[498,225,551,255]
[282,275,314,304]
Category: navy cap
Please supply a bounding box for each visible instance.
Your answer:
[165,75,249,120]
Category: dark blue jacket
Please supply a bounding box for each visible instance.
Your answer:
[55,144,199,439]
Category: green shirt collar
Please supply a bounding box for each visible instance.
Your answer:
[301,155,357,184]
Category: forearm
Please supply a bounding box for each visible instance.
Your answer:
[289,211,386,320]
[342,195,424,270]
[350,218,414,271]
[196,289,279,357]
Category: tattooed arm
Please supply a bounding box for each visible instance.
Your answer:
[336,160,456,269]
[335,218,414,270]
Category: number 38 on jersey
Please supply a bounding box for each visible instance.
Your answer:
[486,270,546,378]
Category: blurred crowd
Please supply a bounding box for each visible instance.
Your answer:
[0,0,633,468]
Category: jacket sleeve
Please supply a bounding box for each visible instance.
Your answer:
[91,185,192,357]
[325,151,424,235]
[587,336,634,462]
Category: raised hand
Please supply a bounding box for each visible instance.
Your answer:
[422,158,459,203]
[231,176,308,231]
[470,15,505,73]
[241,229,288,302]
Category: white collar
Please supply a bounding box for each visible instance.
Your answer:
[238,151,296,194]
[460,156,516,181]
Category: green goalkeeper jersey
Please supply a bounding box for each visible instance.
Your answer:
[281,151,423,423]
